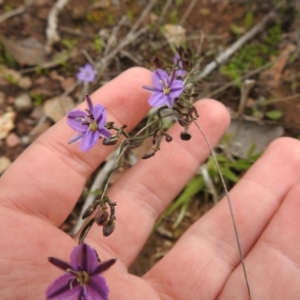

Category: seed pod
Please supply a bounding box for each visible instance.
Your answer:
[103,136,118,146]
[151,56,163,69]
[82,206,95,219]
[103,218,116,236]
[95,209,109,226]
[180,131,192,141]
[165,134,173,142]
[142,149,156,159]
[178,118,190,127]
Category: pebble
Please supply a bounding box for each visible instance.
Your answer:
[0,156,11,175]
[30,105,44,120]
[14,93,33,113]
[0,111,16,140]
[5,132,21,148]
[43,96,75,122]
[18,76,32,90]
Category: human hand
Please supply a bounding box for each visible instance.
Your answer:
[0,68,300,299]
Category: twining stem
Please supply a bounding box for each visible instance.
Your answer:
[193,120,252,300]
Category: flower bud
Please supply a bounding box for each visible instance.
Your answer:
[95,209,109,226]
[103,218,115,236]
[180,131,192,141]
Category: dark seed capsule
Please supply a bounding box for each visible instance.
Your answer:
[178,118,190,127]
[95,209,109,226]
[103,218,116,236]
[142,149,156,159]
[165,134,173,142]
[103,136,118,146]
[151,56,163,69]
[180,131,192,141]
[82,206,95,219]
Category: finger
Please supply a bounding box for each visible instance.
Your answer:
[219,183,300,299]
[144,137,300,299]
[85,99,230,265]
[0,67,151,226]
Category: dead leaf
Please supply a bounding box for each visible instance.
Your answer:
[163,24,186,47]
[260,44,296,89]
[1,37,48,66]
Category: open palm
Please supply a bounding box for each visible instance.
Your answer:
[1,68,300,300]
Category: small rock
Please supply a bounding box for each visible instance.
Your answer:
[14,93,33,113]
[0,111,16,140]
[5,133,21,148]
[0,156,11,174]
[43,96,75,122]
[18,76,32,90]
[30,105,44,120]
[21,135,31,146]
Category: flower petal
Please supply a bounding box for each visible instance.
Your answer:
[142,86,160,93]
[85,95,94,113]
[70,244,99,273]
[92,258,116,275]
[98,128,111,139]
[86,275,109,300]
[48,257,72,271]
[79,130,100,152]
[68,133,84,145]
[148,92,167,108]
[93,104,106,126]
[166,96,174,108]
[46,274,80,300]
[153,69,168,88]
[176,69,187,77]
[67,110,88,133]
[170,80,184,98]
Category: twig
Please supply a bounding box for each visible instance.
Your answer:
[95,26,148,79]
[179,0,197,25]
[158,0,172,24]
[127,0,156,39]
[0,6,25,23]
[45,0,70,53]
[72,148,120,236]
[194,120,252,300]
[103,16,127,56]
[204,61,272,98]
[195,11,277,81]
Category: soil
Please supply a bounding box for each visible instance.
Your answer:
[0,0,299,277]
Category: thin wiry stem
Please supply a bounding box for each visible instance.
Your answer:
[193,120,252,300]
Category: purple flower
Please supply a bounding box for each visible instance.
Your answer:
[67,95,111,152]
[143,69,184,108]
[46,243,116,300]
[173,54,187,77]
[77,63,97,84]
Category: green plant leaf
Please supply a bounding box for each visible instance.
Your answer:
[265,110,283,120]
